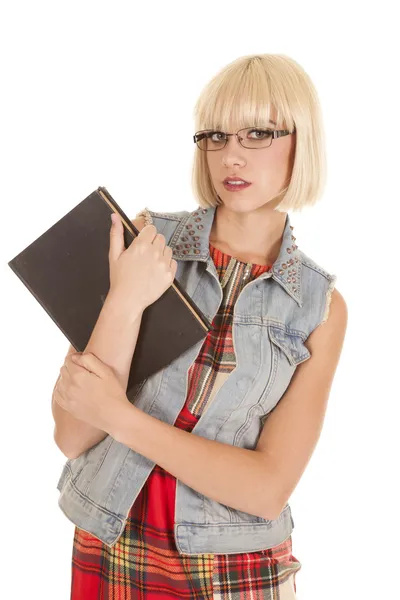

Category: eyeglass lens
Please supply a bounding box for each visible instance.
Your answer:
[196,127,274,150]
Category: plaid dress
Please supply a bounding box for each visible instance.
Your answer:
[70,243,302,599]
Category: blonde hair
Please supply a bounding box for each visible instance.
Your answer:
[191,53,327,213]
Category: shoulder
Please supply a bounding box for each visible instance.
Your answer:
[298,250,348,345]
[297,248,345,328]
[305,286,348,370]
[298,249,336,284]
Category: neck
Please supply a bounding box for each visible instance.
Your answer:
[209,204,287,266]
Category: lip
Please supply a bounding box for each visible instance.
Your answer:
[223,176,251,184]
[223,180,252,191]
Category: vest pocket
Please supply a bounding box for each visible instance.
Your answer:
[267,324,311,366]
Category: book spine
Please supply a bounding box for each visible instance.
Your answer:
[96,186,214,333]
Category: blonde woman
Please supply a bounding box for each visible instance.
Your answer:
[54,53,347,599]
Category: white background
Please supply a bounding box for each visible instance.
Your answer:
[1,1,399,598]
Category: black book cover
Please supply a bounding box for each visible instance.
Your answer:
[7,186,213,392]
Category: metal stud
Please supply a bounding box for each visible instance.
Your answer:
[194,243,201,248]
[202,209,207,213]
[184,243,191,248]
[282,263,287,269]
[183,249,188,254]
[194,217,202,223]
[189,230,195,235]
[181,236,188,242]
[290,225,294,230]
[197,224,204,230]
[176,244,182,250]
[194,249,200,254]
[193,212,199,216]
[186,224,192,229]
[287,248,292,254]
[193,235,200,241]
[279,269,284,275]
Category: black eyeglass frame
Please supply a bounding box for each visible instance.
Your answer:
[193,126,296,151]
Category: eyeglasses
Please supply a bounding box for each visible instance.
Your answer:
[193,126,296,151]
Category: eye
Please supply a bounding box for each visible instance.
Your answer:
[247,128,273,139]
[209,131,226,143]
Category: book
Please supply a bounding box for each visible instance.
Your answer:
[7,186,213,393]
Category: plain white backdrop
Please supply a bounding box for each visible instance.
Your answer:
[1,1,399,598]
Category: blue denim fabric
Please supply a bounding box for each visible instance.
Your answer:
[56,205,336,554]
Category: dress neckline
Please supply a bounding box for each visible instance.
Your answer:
[209,242,271,269]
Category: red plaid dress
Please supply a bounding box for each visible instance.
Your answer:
[70,243,302,599]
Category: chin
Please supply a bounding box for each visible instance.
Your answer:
[219,193,266,213]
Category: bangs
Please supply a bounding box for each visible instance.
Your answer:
[194,57,296,132]
[192,53,326,212]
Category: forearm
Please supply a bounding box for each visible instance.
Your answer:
[85,291,144,391]
[112,404,280,521]
[53,292,144,457]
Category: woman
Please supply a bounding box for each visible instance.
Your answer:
[53,53,348,599]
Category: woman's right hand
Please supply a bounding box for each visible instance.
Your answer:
[107,213,178,313]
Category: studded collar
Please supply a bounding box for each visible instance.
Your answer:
[169,206,303,306]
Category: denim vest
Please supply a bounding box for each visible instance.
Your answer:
[56,205,336,555]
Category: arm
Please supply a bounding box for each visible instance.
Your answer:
[255,288,348,515]
[52,216,146,459]
[110,289,347,521]
[112,404,282,520]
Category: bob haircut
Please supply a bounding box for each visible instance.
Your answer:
[191,53,327,213]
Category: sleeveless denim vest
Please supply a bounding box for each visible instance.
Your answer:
[56,204,336,555]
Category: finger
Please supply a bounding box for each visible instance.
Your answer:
[163,245,173,260]
[54,385,69,411]
[136,224,158,242]
[67,352,105,378]
[109,213,125,263]
[152,233,166,251]
[55,377,66,399]
[61,359,77,379]
[170,258,178,276]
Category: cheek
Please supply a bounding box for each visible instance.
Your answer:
[206,155,218,176]
[254,156,278,183]
[256,147,290,182]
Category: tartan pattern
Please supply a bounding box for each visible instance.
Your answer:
[70,244,302,598]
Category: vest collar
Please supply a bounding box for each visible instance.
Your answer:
[170,206,302,306]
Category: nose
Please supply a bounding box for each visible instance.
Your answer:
[221,134,246,166]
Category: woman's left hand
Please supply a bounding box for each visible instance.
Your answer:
[54,352,132,435]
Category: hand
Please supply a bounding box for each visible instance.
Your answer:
[108,213,178,312]
[54,352,132,435]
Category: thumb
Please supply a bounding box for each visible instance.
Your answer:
[109,213,125,262]
[70,352,105,377]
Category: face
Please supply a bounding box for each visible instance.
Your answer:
[206,117,296,213]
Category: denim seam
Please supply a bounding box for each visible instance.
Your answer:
[63,463,125,523]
